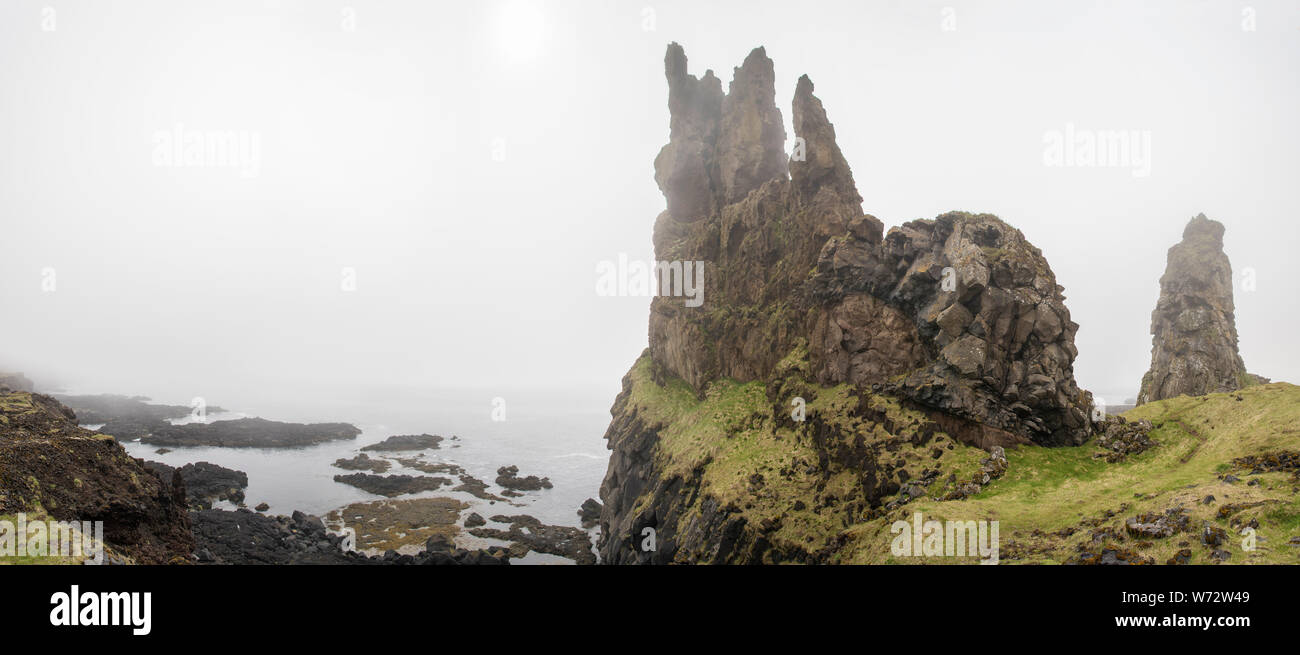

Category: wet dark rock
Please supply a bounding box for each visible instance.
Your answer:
[469,514,595,565]
[332,453,391,473]
[578,498,603,528]
[332,473,452,497]
[451,474,511,503]
[360,434,444,452]
[143,460,248,510]
[495,465,553,491]
[140,417,360,448]
[465,512,486,528]
[190,508,507,565]
[255,502,270,512]
[389,456,463,475]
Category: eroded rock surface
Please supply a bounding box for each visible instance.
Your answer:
[1138,214,1262,404]
[643,44,1090,448]
[0,391,193,563]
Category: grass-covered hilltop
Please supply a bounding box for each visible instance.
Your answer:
[596,44,1297,564]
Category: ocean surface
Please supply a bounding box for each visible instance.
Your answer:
[71,384,617,564]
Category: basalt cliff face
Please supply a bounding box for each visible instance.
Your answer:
[1138,215,1262,404]
[598,45,1094,564]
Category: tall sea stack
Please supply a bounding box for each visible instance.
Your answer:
[1138,214,1259,404]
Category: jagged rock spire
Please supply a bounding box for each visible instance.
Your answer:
[790,74,862,209]
[654,43,790,223]
[1138,213,1250,404]
[717,47,788,205]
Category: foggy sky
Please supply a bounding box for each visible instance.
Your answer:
[2,0,1297,413]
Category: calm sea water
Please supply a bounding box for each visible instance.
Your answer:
[82,384,617,564]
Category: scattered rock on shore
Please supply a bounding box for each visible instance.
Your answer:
[469,514,595,564]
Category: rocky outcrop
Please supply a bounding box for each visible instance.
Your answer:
[143,461,248,510]
[332,473,452,497]
[1138,214,1259,404]
[577,498,602,528]
[643,44,1090,448]
[598,44,1095,564]
[0,391,193,563]
[333,453,392,473]
[360,433,444,451]
[494,465,553,491]
[192,508,509,565]
[468,514,595,565]
[136,417,360,448]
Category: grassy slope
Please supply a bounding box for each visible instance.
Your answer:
[623,355,989,559]
[850,383,1300,564]
[623,352,1300,564]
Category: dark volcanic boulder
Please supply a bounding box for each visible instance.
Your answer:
[495,465,553,491]
[0,391,193,563]
[1138,214,1261,404]
[578,498,602,528]
[139,417,361,448]
[143,461,248,509]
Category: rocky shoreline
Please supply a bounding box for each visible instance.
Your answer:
[2,382,599,565]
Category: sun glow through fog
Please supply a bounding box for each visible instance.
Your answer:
[493,0,549,65]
